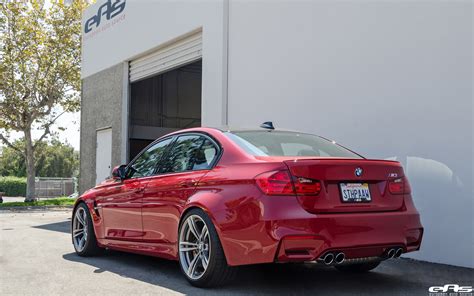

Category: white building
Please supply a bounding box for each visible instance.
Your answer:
[80,0,473,268]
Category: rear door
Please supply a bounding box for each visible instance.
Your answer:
[141,134,220,244]
[284,159,405,213]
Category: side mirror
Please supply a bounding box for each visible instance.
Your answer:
[111,164,127,180]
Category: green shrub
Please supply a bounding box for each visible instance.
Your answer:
[0,176,27,197]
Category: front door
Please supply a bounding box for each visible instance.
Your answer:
[97,137,174,241]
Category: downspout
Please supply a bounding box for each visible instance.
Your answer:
[222,0,230,126]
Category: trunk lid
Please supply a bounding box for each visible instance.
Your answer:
[284,158,405,213]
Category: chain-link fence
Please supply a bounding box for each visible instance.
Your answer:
[34,177,77,198]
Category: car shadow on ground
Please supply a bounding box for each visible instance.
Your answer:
[61,250,440,295]
[33,220,71,234]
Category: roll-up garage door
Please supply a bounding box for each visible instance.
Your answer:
[129,30,202,83]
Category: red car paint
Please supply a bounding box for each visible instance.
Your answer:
[75,127,423,266]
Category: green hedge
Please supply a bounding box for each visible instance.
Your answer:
[0,176,27,197]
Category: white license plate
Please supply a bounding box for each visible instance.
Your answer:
[340,183,371,203]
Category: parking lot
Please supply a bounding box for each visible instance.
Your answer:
[0,209,472,296]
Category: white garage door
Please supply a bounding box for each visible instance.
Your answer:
[96,128,112,185]
[129,30,202,82]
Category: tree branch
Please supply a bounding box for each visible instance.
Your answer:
[0,133,22,153]
[33,110,66,149]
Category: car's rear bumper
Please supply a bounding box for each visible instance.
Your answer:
[214,195,423,266]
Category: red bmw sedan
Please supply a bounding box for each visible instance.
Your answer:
[72,124,423,287]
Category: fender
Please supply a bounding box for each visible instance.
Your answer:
[181,190,230,259]
[72,189,105,240]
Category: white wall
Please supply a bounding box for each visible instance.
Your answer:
[227,0,473,268]
[82,0,227,127]
[82,0,473,268]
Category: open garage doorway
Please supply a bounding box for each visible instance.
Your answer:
[128,60,202,160]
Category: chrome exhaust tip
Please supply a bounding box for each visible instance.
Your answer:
[387,248,396,258]
[321,253,334,265]
[394,248,403,258]
[335,252,345,264]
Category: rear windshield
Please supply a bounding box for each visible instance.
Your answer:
[225,131,362,158]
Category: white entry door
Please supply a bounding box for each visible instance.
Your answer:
[96,128,112,185]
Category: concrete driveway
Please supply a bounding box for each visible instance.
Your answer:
[0,210,472,296]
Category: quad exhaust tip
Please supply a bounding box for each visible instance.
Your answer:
[386,247,403,259]
[387,248,396,258]
[335,252,345,264]
[394,248,403,258]
[322,253,334,265]
[320,252,346,265]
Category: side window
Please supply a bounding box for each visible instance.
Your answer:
[126,138,173,178]
[159,135,218,174]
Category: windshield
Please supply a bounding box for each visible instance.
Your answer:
[225,131,362,158]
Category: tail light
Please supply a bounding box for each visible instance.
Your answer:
[255,170,321,196]
[388,176,411,194]
[293,177,321,195]
[255,170,294,195]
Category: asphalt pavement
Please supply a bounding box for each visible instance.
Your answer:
[0,209,472,295]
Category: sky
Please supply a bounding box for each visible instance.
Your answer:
[4,111,81,151]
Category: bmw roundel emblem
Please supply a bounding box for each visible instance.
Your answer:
[355,167,363,177]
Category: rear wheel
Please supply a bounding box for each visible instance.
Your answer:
[178,208,236,287]
[72,202,103,256]
[335,261,381,273]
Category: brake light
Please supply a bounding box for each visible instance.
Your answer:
[255,170,295,195]
[294,177,321,195]
[388,176,411,194]
[255,170,321,196]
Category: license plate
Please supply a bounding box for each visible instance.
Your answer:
[340,183,371,203]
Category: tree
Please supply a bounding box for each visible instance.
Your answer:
[0,138,79,178]
[0,1,87,201]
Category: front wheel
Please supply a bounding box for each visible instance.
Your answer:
[335,261,381,273]
[178,209,236,287]
[72,202,103,256]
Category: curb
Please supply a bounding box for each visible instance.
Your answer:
[0,205,74,212]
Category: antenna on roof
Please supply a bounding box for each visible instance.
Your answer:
[260,121,275,130]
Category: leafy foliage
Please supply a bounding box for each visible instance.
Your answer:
[0,1,88,200]
[0,138,79,178]
[0,176,26,196]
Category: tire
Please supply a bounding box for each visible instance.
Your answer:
[335,261,381,273]
[72,202,103,256]
[178,208,237,287]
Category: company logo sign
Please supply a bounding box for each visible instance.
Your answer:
[355,167,363,177]
[85,0,126,34]
[429,284,473,295]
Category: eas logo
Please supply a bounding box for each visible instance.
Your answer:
[85,0,126,33]
[429,284,473,293]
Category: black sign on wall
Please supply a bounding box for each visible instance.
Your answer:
[84,0,126,33]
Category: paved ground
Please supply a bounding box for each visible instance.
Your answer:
[0,210,472,296]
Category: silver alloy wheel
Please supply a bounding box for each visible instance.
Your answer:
[72,207,88,252]
[179,214,211,280]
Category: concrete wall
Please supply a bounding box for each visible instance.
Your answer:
[82,0,228,127]
[80,64,126,194]
[227,0,473,268]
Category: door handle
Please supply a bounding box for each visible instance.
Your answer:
[178,180,198,188]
